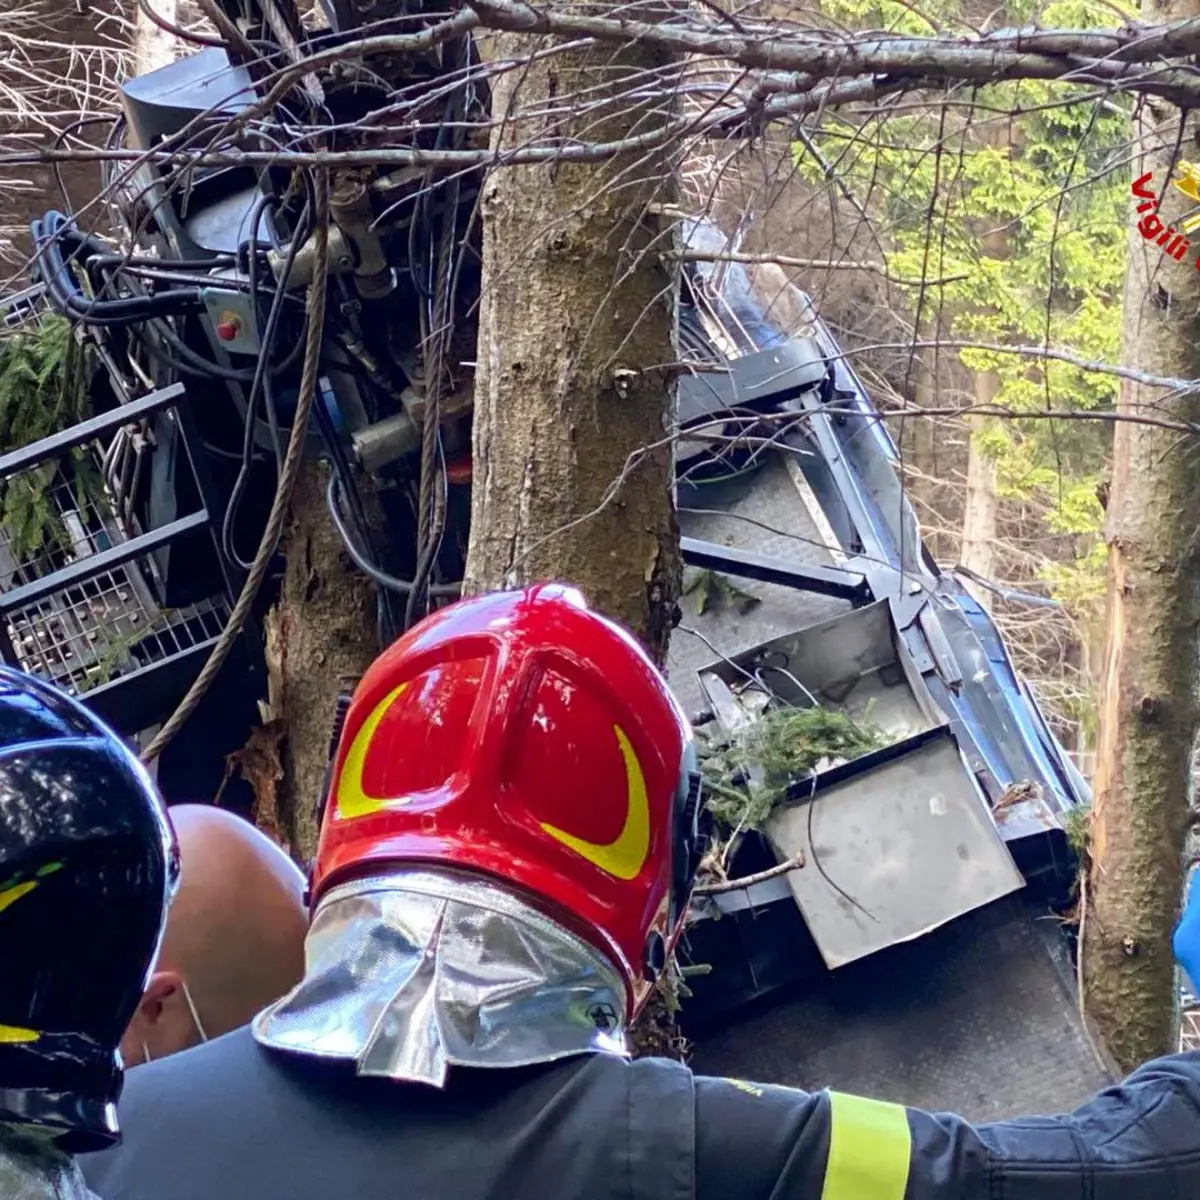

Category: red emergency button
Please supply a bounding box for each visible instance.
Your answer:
[215,313,242,342]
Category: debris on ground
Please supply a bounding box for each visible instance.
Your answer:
[682,566,762,617]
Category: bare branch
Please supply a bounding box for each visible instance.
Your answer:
[466,0,1200,108]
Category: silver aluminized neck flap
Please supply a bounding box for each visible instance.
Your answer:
[252,868,629,1088]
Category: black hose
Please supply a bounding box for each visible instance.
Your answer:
[326,473,461,599]
[31,211,204,325]
[312,391,404,643]
[87,252,239,270]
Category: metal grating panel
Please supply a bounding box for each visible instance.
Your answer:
[0,443,228,701]
[1181,1000,1200,1053]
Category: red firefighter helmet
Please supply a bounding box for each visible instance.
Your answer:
[312,583,704,1015]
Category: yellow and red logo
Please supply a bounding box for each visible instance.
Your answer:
[333,681,651,882]
[334,683,411,822]
[540,725,650,881]
[1131,165,1200,264]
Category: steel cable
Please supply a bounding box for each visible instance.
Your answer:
[140,169,332,764]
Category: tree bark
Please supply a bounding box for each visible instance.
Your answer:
[959,166,1006,610]
[1083,93,1200,1071]
[463,19,682,667]
[272,460,380,860]
[907,320,943,563]
[464,12,682,1058]
[133,0,178,74]
[960,403,999,611]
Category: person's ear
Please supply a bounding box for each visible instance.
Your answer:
[120,970,187,1065]
[140,970,184,1026]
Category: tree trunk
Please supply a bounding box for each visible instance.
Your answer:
[272,460,380,860]
[960,402,999,611]
[463,22,681,667]
[907,320,943,563]
[133,0,178,74]
[1083,95,1200,1071]
[959,179,1006,610]
[464,14,682,1059]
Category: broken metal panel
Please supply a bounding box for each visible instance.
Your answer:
[930,580,1089,817]
[697,600,944,750]
[691,275,1089,824]
[765,730,1025,969]
[675,341,828,480]
[681,538,868,604]
[801,318,931,584]
[677,340,827,425]
[782,392,908,598]
[692,596,1025,969]
[992,791,1062,841]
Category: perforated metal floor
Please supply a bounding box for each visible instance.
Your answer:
[687,896,1112,1121]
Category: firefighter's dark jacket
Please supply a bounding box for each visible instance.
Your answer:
[81,1026,1200,1200]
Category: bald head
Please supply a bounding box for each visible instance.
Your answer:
[121,805,308,1067]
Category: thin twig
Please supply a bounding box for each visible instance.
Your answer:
[695,853,806,893]
[670,247,971,286]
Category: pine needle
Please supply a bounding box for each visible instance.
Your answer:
[0,312,96,561]
[698,704,888,834]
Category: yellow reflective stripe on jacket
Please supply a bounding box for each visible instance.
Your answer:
[820,1091,912,1200]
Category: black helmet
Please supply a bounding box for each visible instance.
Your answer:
[0,667,177,1151]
